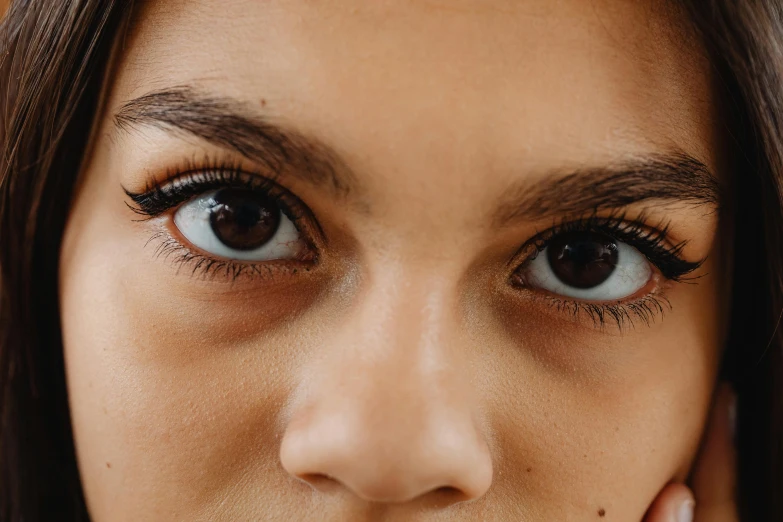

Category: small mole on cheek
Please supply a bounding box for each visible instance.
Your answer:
[526,467,532,472]
[260,98,267,107]
[106,462,111,469]
[598,508,606,517]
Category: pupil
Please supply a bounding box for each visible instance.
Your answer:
[209,189,281,251]
[546,232,619,289]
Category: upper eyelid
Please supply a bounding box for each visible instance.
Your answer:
[126,165,268,196]
[514,212,681,256]
[125,165,330,249]
[508,214,704,280]
[125,167,286,217]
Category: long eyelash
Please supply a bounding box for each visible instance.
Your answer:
[145,231,313,282]
[125,158,320,280]
[514,209,706,330]
[526,209,704,282]
[544,293,672,330]
[124,158,299,221]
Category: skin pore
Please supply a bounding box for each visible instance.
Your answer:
[58,0,730,520]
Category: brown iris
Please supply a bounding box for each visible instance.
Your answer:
[546,231,619,289]
[208,189,281,250]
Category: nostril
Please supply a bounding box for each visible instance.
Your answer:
[433,486,460,495]
[296,471,472,504]
[297,473,339,491]
[280,396,494,505]
[429,485,470,504]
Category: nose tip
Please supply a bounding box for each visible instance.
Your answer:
[279,411,493,505]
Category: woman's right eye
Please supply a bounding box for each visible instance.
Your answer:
[173,188,307,261]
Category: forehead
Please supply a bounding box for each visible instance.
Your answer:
[111,0,717,176]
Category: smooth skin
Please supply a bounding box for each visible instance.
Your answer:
[60,0,737,520]
[647,384,738,521]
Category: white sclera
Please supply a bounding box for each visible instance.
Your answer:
[173,190,301,261]
[525,241,652,300]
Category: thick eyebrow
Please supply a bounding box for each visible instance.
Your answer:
[493,152,721,226]
[115,88,720,226]
[114,86,356,197]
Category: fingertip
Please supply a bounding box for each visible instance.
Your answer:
[678,497,695,522]
[645,483,695,522]
[669,483,696,520]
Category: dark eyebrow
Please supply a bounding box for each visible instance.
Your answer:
[494,152,721,226]
[114,86,356,197]
[115,88,720,226]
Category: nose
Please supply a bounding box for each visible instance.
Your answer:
[279,275,493,505]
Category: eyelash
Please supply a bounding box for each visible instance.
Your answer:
[510,211,705,329]
[125,161,320,280]
[126,165,704,329]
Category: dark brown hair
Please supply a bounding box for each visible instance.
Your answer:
[685,3,783,519]
[0,1,782,520]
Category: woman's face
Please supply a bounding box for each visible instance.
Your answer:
[60,1,730,520]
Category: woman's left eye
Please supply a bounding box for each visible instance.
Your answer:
[173,188,306,261]
[519,231,652,301]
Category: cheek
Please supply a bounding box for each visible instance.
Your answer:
[489,377,709,519]
[59,199,318,518]
[60,263,308,518]
[481,343,714,519]
[482,271,722,519]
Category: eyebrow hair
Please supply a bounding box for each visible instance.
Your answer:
[114,86,356,197]
[493,152,721,226]
[114,87,720,226]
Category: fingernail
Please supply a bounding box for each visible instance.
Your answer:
[677,499,695,522]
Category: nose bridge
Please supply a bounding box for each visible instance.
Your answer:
[323,260,468,410]
[279,263,493,504]
[332,261,468,425]
[353,267,465,430]
[377,264,454,378]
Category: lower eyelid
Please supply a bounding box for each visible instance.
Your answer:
[556,294,672,330]
[524,291,672,331]
[509,269,671,330]
[144,223,316,283]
